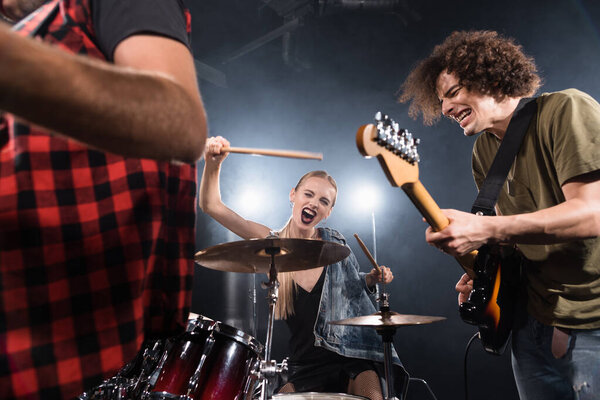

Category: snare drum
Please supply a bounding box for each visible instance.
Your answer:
[272,393,368,399]
[148,317,263,400]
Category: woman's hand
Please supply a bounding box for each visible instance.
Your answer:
[455,273,473,305]
[366,265,393,287]
[204,136,230,166]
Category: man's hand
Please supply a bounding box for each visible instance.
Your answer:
[455,273,473,305]
[425,209,499,256]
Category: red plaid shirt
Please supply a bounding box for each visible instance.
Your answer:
[0,1,196,398]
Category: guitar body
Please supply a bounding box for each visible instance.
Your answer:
[355,113,522,355]
[459,245,523,355]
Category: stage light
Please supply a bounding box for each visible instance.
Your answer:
[234,185,268,217]
[352,183,380,213]
[349,183,381,261]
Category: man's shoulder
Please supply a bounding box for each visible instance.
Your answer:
[472,130,500,160]
[538,88,598,111]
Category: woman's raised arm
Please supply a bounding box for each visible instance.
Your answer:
[199,136,271,240]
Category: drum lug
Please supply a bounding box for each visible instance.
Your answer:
[187,333,216,395]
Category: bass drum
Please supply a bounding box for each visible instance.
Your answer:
[272,394,368,399]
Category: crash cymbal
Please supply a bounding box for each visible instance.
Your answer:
[194,237,351,273]
[328,311,446,328]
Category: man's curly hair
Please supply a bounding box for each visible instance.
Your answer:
[398,30,541,125]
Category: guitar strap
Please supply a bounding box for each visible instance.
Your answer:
[471,98,538,216]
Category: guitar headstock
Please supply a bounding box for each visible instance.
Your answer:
[356,112,420,187]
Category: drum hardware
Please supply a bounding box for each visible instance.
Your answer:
[132,339,169,397]
[195,237,351,399]
[181,333,215,397]
[332,235,447,400]
[329,293,445,400]
[78,377,132,400]
[79,316,265,400]
[257,358,288,380]
[257,244,285,400]
[78,339,168,400]
[81,233,442,400]
[143,319,263,400]
[272,394,369,399]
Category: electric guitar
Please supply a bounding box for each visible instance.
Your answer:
[356,112,522,355]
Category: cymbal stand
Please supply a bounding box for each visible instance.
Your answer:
[258,246,287,400]
[377,292,397,400]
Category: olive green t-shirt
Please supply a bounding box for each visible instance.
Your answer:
[472,89,600,329]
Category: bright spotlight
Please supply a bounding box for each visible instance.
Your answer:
[352,184,380,213]
[235,186,265,217]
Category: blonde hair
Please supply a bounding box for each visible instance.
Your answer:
[274,171,338,320]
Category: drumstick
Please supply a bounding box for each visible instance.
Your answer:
[353,233,382,274]
[222,146,323,160]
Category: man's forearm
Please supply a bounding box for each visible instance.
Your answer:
[0,25,206,163]
[494,198,600,245]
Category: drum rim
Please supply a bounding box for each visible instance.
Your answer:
[186,316,215,332]
[146,391,193,399]
[213,321,264,355]
[272,393,369,399]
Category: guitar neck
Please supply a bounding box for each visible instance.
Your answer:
[401,180,477,278]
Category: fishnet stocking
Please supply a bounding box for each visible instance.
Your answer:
[347,370,383,400]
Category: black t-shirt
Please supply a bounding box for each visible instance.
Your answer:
[91,0,190,61]
[286,267,334,363]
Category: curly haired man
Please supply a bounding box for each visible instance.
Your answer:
[399,30,600,400]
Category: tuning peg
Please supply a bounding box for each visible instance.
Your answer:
[388,135,399,151]
[382,114,391,126]
[374,111,383,122]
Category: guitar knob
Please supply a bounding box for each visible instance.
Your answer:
[459,301,480,325]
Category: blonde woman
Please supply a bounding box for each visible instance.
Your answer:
[199,136,402,400]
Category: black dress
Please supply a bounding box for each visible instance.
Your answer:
[284,267,376,392]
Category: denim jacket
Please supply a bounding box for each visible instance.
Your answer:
[315,227,402,366]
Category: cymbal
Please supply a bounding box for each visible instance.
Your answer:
[194,237,351,273]
[328,311,446,328]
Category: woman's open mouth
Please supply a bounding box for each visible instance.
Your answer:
[301,208,316,224]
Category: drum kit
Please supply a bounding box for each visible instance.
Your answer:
[80,237,445,400]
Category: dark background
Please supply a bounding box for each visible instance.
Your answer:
[187,1,600,399]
